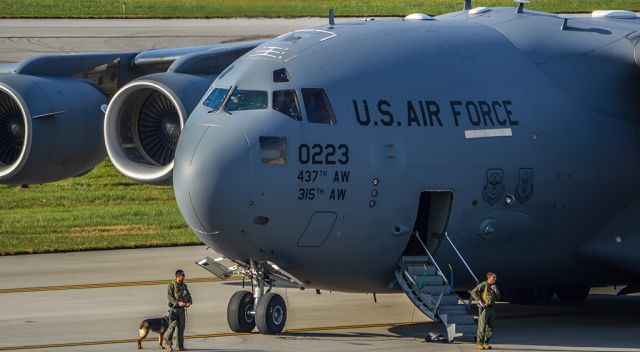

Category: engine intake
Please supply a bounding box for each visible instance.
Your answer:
[0,89,26,172]
[0,74,106,185]
[104,73,212,185]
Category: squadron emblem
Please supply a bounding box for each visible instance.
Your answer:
[483,169,505,205]
[515,168,534,203]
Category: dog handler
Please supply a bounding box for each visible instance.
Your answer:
[165,269,192,351]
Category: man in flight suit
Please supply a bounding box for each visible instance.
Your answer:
[165,269,192,352]
[471,272,501,350]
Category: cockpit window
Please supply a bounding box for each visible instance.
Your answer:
[273,90,301,121]
[202,87,230,112]
[225,88,268,112]
[259,136,287,164]
[301,88,336,125]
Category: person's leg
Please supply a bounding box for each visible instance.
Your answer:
[483,308,495,349]
[165,318,177,350]
[177,310,186,349]
[476,307,487,348]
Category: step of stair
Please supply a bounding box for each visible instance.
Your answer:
[451,323,477,335]
[412,274,445,286]
[440,313,475,325]
[406,264,437,277]
[438,304,470,315]
[422,285,452,295]
[438,294,462,305]
[401,256,430,264]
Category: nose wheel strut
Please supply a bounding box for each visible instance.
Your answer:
[227,260,288,334]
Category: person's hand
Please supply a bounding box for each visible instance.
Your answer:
[491,285,497,292]
[177,301,186,307]
[479,301,486,308]
[186,303,192,308]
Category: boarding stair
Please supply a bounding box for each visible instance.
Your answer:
[395,232,479,342]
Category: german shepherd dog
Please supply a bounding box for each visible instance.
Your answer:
[138,315,170,349]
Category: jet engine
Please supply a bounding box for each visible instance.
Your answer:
[0,74,106,185]
[104,72,212,185]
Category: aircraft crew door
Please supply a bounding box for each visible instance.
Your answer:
[403,191,454,256]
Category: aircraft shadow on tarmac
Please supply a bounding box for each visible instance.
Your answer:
[180,350,264,352]
[279,294,640,350]
[280,324,432,340]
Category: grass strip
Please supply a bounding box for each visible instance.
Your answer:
[0,0,638,18]
[0,160,200,255]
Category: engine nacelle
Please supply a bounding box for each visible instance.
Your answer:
[0,74,106,185]
[104,72,212,185]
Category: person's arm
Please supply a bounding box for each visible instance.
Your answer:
[470,282,484,302]
[185,284,193,305]
[168,283,178,307]
[494,285,502,301]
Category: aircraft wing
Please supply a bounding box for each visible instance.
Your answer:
[0,39,266,185]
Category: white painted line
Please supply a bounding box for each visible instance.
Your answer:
[465,128,513,139]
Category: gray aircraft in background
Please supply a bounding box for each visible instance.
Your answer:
[1,1,640,341]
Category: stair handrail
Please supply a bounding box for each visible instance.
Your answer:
[444,232,479,284]
[413,231,449,285]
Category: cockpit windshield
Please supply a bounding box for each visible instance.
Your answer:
[273,90,301,121]
[225,88,268,112]
[301,88,336,125]
[202,87,230,112]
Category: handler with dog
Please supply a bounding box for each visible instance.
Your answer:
[137,269,193,350]
[165,269,192,351]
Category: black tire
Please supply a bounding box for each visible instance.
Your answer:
[256,292,287,334]
[556,286,589,303]
[227,290,256,333]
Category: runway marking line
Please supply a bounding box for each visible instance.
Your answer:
[0,321,424,350]
[0,276,244,294]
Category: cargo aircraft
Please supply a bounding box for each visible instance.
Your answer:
[1,0,640,341]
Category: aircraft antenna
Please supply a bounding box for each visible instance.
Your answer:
[464,0,471,11]
[559,14,574,30]
[514,0,530,14]
[329,8,335,26]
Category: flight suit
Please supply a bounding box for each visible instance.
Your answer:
[165,280,192,350]
[471,281,501,346]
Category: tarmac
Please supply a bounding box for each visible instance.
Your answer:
[0,245,639,352]
[1,17,640,351]
[0,18,338,63]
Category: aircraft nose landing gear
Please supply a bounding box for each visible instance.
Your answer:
[227,291,256,332]
[256,292,287,334]
[226,260,288,334]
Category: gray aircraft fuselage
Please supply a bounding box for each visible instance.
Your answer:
[173,7,640,293]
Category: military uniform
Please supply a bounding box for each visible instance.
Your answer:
[471,281,501,349]
[165,280,192,351]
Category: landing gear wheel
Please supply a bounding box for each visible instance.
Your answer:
[556,286,589,303]
[256,292,287,334]
[227,290,256,332]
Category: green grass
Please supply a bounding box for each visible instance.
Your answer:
[0,0,638,18]
[0,160,200,255]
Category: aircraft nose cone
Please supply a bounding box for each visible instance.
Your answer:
[173,124,251,235]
